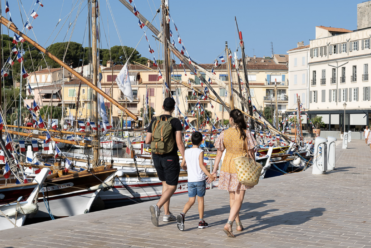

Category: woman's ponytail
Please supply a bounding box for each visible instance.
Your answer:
[230,109,247,140]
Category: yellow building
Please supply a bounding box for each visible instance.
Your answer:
[62,57,288,126]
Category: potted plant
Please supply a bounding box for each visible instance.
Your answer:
[288,116,298,134]
[310,116,325,137]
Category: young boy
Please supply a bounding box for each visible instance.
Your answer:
[176,132,215,231]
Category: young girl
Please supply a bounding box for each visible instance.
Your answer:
[176,131,215,231]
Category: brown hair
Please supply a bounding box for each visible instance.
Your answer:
[230,109,247,140]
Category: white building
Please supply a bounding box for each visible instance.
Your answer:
[287,42,310,113]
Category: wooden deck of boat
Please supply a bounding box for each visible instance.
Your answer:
[2,139,371,248]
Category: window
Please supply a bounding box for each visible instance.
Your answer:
[105,88,110,94]
[354,88,358,101]
[365,39,370,49]
[132,89,138,99]
[312,71,316,85]
[364,87,370,101]
[333,44,338,54]
[82,89,85,94]
[294,75,297,85]
[331,68,336,84]
[313,48,318,57]
[148,88,155,96]
[341,67,346,83]
[342,89,346,101]
[69,104,76,109]
[302,57,305,66]
[68,89,76,97]
[322,69,326,79]
[294,58,297,67]
[302,73,305,85]
[352,66,357,82]
[171,74,182,81]
[219,74,228,81]
[248,75,256,81]
[220,88,227,97]
[342,43,347,53]
[364,64,368,74]
[333,90,336,102]
[313,91,317,103]
[353,41,359,51]
[148,74,158,81]
[195,72,205,84]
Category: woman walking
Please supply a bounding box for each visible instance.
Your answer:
[366,128,371,150]
[211,109,257,238]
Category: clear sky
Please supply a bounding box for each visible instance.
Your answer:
[4,0,362,64]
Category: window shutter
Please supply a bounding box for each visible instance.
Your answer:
[349,88,352,102]
[338,89,341,102]
[369,39,371,49]
[362,39,365,50]
[329,90,332,102]
[310,91,312,103]
[336,45,339,54]
[363,87,366,101]
[335,90,337,102]
[267,75,271,84]
[322,90,325,102]
[282,75,285,82]
[329,45,333,55]
[357,40,359,51]
[368,87,371,101]
[356,87,359,101]
[324,46,327,56]
[345,88,348,102]
[345,43,347,52]
[339,45,342,54]
[350,42,353,52]
[310,49,313,58]
[320,47,323,56]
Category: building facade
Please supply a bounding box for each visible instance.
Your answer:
[308,22,371,132]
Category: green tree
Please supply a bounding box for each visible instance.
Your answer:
[100,46,147,66]
[263,106,273,121]
[140,107,155,126]
[39,105,63,120]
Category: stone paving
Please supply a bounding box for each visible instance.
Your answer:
[1,140,371,248]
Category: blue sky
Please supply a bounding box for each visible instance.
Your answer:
[5,0,362,64]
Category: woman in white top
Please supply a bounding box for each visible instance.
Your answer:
[364,126,370,144]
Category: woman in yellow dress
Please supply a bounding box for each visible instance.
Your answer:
[212,109,257,238]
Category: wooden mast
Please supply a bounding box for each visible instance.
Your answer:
[275,79,278,128]
[92,0,99,167]
[226,42,234,110]
[162,0,171,97]
[0,16,137,120]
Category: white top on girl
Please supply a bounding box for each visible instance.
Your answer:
[184,148,206,182]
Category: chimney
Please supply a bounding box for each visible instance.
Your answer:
[147,59,151,67]
[106,60,112,68]
[297,41,304,48]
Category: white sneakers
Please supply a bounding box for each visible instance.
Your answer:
[163,212,176,222]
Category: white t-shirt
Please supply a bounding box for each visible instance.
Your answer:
[185,148,206,183]
[365,129,370,139]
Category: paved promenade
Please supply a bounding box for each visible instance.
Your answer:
[1,140,371,248]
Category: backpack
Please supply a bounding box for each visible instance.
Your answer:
[151,116,175,155]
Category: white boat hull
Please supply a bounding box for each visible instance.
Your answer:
[101,140,124,149]
[0,213,26,230]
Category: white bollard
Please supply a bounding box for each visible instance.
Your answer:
[327,136,337,171]
[342,132,348,149]
[348,130,352,142]
[312,137,327,175]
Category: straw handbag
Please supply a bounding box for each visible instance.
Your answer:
[233,134,262,187]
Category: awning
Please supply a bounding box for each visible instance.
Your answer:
[39,89,60,94]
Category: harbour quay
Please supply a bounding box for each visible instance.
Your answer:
[0,140,370,248]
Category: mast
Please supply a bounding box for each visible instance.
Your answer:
[275,79,278,128]
[235,17,254,128]
[0,0,2,139]
[110,61,113,126]
[161,0,171,96]
[225,42,234,110]
[92,0,99,167]
[234,51,244,111]
[18,43,23,131]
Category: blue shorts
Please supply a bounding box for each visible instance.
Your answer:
[188,180,206,197]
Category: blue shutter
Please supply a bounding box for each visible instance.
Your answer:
[282,75,285,83]
[267,75,271,85]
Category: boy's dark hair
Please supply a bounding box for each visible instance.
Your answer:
[191,131,202,145]
[163,97,175,111]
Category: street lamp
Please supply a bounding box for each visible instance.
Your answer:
[343,102,347,133]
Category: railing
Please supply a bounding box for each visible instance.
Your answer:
[263,95,288,101]
[351,75,357,82]
[330,78,336,84]
[363,74,369,81]
[340,76,345,83]
[119,95,139,101]
[321,78,326,85]
[311,79,316,85]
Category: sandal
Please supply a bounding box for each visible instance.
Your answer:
[223,220,235,238]
[236,221,244,232]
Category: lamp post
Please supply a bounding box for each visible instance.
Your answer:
[343,102,347,133]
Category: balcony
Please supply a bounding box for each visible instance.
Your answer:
[321,78,326,85]
[340,76,345,83]
[264,95,288,101]
[363,74,369,81]
[351,75,357,82]
[311,79,316,86]
[330,78,336,84]
[118,95,139,102]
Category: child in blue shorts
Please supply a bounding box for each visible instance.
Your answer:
[177,131,215,231]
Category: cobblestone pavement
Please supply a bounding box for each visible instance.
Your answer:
[1,140,371,248]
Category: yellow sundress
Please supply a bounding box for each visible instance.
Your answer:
[215,127,257,191]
